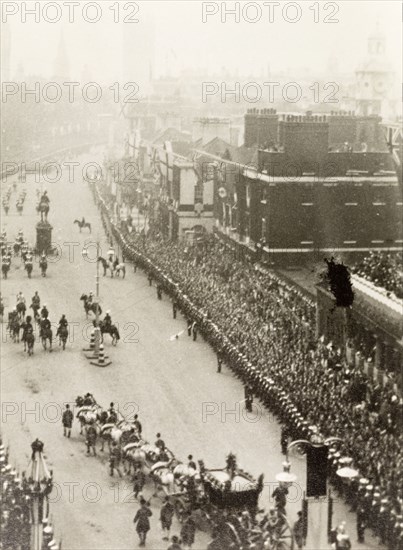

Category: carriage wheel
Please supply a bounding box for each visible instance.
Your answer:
[270,514,294,550]
[220,522,242,549]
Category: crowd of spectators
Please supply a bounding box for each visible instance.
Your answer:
[96,185,402,549]
[0,438,57,550]
[1,440,31,550]
[353,251,403,299]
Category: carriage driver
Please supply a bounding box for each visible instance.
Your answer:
[155,433,166,452]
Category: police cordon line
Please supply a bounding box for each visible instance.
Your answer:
[90,180,402,549]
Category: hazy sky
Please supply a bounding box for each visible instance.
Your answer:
[3,1,402,81]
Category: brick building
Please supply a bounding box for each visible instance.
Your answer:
[211,112,401,262]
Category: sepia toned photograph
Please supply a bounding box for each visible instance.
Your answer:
[0,1,402,549]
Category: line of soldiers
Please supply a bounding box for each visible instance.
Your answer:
[98,187,403,550]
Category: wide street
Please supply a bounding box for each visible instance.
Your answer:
[0,148,381,549]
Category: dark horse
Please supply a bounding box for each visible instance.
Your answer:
[25,261,33,278]
[23,329,35,355]
[99,321,120,346]
[74,220,92,233]
[97,257,110,277]
[57,325,68,350]
[80,294,102,318]
[39,322,53,351]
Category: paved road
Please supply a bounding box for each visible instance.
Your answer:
[1,149,382,549]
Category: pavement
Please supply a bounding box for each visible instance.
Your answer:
[0,148,383,549]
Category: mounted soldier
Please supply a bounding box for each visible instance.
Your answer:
[31,292,41,318]
[40,304,49,319]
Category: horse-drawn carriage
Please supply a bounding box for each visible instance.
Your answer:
[158,453,295,550]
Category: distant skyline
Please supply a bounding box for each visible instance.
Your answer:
[2,1,401,84]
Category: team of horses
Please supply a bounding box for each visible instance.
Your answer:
[6,314,66,354]
[75,398,198,498]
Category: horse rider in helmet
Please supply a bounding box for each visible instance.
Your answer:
[104,311,112,329]
[16,291,25,304]
[31,292,40,317]
[56,314,68,336]
[22,315,34,341]
[40,304,49,319]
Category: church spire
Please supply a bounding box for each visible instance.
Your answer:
[53,29,70,81]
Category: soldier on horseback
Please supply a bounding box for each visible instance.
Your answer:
[31,292,41,318]
[40,304,49,319]
[103,310,112,329]
[20,315,34,352]
[56,314,68,335]
[16,291,25,305]
[39,315,52,351]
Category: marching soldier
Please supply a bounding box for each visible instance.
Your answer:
[172,300,177,319]
[62,404,73,438]
[132,466,146,499]
[192,321,198,341]
[85,421,97,456]
[109,442,122,477]
[244,384,253,413]
[217,350,223,373]
[160,497,175,541]
[356,503,367,544]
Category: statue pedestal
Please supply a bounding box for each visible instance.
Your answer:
[36,221,53,254]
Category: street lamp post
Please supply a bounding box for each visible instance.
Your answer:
[93,238,101,357]
[82,238,102,359]
[285,430,357,548]
[25,451,53,550]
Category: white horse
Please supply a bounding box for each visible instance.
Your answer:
[76,406,98,435]
[122,441,148,474]
[99,423,123,452]
[150,463,176,497]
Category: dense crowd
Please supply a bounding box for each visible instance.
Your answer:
[353,251,403,299]
[0,438,58,550]
[96,185,402,549]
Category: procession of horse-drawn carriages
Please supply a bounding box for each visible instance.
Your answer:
[74,394,295,549]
